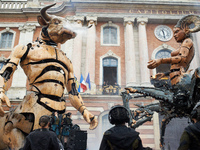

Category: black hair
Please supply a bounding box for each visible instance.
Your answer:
[108,105,130,125]
[66,112,72,117]
[39,115,51,128]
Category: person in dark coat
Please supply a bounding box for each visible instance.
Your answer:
[178,102,200,150]
[63,112,73,127]
[21,115,61,150]
[99,105,144,150]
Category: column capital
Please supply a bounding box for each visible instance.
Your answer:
[124,17,135,26]
[137,17,148,25]
[18,25,26,33]
[86,16,97,26]
[74,16,85,25]
[65,16,74,22]
[18,24,36,32]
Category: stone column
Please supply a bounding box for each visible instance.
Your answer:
[60,38,73,61]
[61,16,74,61]
[189,33,200,71]
[7,24,36,99]
[195,32,200,61]
[18,24,36,45]
[137,18,151,86]
[72,16,84,81]
[124,17,137,86]
[85,16,97,92]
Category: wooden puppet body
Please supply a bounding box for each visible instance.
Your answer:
[19,41,72,128]
[0,41,74,149]
[0,3,98,149]
[169,38,194,86]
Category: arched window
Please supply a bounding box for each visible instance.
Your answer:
[155,49,171,73]
[103,57,118,85]
[103,26,117,45]
[100,50,121,87]
[0,32,13,49]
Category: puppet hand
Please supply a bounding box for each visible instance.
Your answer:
[83,109,98,130]
[0,90,11,117]
[147,59,161,69]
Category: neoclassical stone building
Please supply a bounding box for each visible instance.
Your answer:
[0,0,200,149]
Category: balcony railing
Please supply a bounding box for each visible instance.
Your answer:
[0,1,27,9]
[95,85,126,95]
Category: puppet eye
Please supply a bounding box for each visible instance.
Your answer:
[53,19,61,25]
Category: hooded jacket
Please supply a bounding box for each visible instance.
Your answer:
[99,125,143,150]
[178,121,200,150]
[22,128,60,150]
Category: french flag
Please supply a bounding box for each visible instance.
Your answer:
[78,74,87,92]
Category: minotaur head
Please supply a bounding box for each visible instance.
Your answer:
[37,3,76,44]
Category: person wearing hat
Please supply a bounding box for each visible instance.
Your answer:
[178,102,200,150]
[21,115,61,150]
[61,112,73,148]
[99,105,144,150]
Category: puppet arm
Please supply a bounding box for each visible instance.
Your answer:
[0,44,29,116]
[66,64,98,130]
[148,39,192,69]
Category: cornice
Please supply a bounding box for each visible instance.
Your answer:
[71,0,200,7]
[1,1,199,15]
[0,1,199,25]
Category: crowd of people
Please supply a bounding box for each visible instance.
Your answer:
[20,111,81,150]
[50,112,80,149]
[19,103,200,150]
[20,115,63,150]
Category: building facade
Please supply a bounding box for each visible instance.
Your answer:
[0,0,200,149]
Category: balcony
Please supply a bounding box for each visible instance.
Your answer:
[93,84,125,95]
[0,1,27,9]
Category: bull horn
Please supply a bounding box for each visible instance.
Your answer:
[40,3,56,22]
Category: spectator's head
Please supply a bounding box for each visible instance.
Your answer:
[191,102,200,123]
[66,112,72,117]
[108,105,130,125]
[39,115,51,128]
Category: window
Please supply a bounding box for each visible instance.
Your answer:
[103,26,117,44]
[101,24,120,46]
[0,32,13,49]
[155,49,171,73]
[103,57,118,67]
[103,57,118,85]
[100,50,121,87]
[0,28,16,51]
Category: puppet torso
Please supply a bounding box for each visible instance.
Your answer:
[170,39,194,85]
[20,42,71,98]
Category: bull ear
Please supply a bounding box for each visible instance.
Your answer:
[37,16,48,26]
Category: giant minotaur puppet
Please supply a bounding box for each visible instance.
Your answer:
[0,3,98,149]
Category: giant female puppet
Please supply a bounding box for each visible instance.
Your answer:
[0,3,98,149]
[124,15,200,149]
